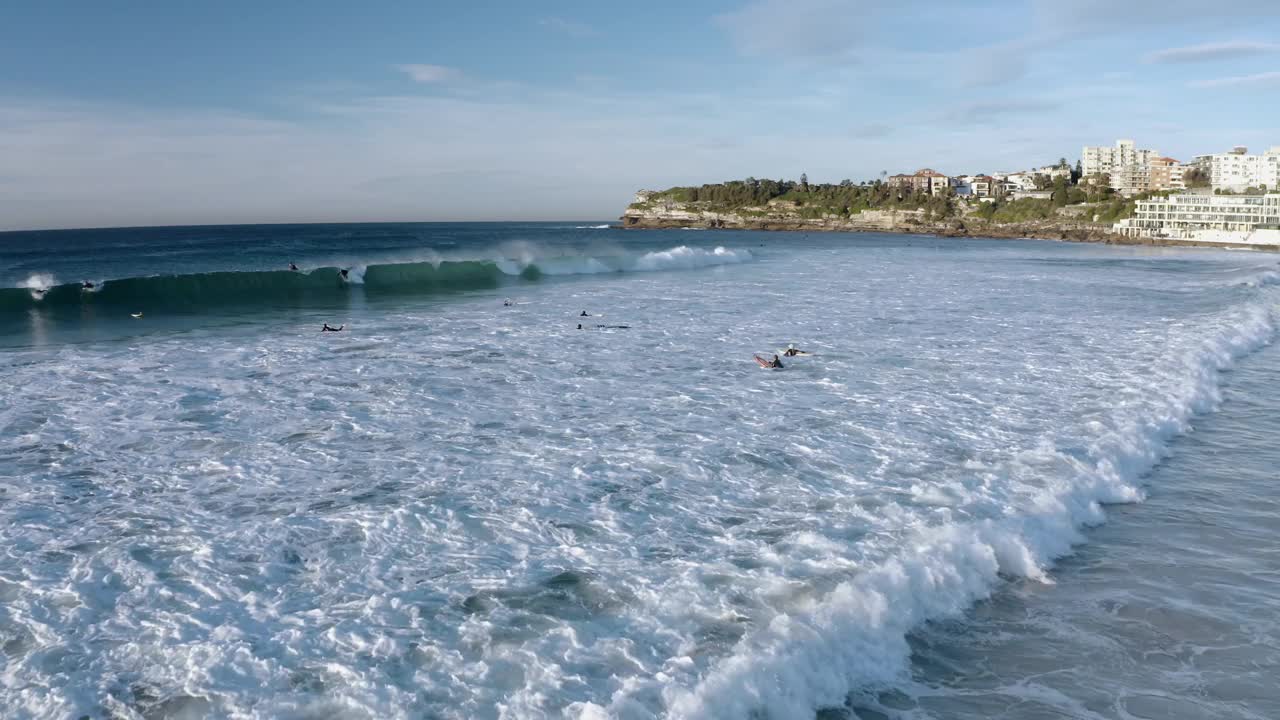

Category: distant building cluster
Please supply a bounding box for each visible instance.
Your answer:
[883,136,1280,244]
[886,166,1067,200]
[1082,138,1280,243]
[1083,139,1280,195]
[1187,145,1280,192]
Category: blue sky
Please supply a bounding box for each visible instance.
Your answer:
[2,0,1278,230]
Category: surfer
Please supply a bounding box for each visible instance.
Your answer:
[754,354,784,368]
[577,324,583,329]
[782,344,809,357]
[597,324,630,329]
[289,263,299,271]
[339,269,349,281]
[580,311,590,317]
[322,324,344,332]
[503,298,513,306]
[81,281,95,290]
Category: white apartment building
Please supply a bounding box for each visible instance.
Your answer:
[1191,146,1280,191]
[1082,139,1159,180]
[1113,193,1280,238]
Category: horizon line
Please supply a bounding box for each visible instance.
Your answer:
[0,219,620,235]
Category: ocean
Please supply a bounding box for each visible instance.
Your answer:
[0,223,1276,720]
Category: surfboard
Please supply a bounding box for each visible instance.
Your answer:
[754,354,780,369]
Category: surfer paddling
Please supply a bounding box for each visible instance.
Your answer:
[754,354,784,369]
[781,344,810,357]
[289,263,299,271]
[322,324,344,332]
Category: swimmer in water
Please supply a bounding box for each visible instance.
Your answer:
[782,343,809,357]
[769,354,784,368]
[322,323,344,332]
[504,298,513,306]
[580,310,590,317]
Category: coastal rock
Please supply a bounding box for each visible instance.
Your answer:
[618,193,1277,250]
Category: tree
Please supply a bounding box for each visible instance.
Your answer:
[1073,160,1083,184]
[1052,176,1069,207]
[800,173,809,191]
[1057,157,1070,170]
[1033,173,1053,190]
[1183,168,1210,189]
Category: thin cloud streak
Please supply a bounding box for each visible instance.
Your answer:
[1190,70,1280,88]
[1145,40,1278,64]
[396,64,461,84]
[537,17,598,38]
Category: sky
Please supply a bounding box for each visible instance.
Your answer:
[2,0,1279,230]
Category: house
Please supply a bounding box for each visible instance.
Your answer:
[970,175,997,198]
[886,168,952,195]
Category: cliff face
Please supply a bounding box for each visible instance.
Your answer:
[619,190,1124,244]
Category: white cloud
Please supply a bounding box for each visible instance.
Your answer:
[1145,40,1278,64]
[538,17,597,38]
[1190,70,1280,88]
[396,64,461,84]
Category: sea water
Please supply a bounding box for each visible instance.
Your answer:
[0,224,1276,719]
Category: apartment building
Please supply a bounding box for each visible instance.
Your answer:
[1081,139,1159,178]
[1113,193,1280,238]
[886,168,951,195]
[1191,146,1280,191]
[1148,157,1185,191]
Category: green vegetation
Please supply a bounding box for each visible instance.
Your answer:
[973,198,1057,223]
[634,175,1167,227]
[1184,167,1210,189]
[639,177,960,219]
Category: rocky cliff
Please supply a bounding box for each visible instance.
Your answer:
[619,190,1128,244]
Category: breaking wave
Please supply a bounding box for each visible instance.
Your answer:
[0,245,750,315]
[654,282,1280,719]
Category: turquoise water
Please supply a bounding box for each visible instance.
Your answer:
[1,224,1277,719]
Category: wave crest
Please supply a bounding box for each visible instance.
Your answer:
[0,245,751,315]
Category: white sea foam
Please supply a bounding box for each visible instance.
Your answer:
[661,291,1277,720]
[2,243,1277,719]
[633,245,751,272]
[18,273,57,297]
